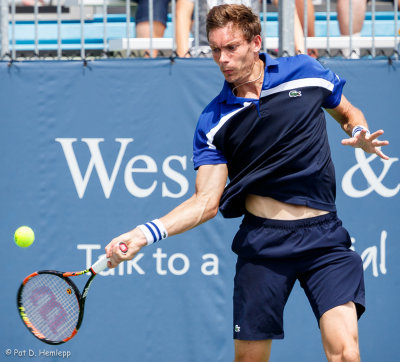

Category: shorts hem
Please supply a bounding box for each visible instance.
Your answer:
[318,298,366,325]
[234,333,284,341]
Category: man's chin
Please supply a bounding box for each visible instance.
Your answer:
[223,74,237,84]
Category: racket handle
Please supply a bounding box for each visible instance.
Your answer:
[91,255,109,274]
[91,242,128,274]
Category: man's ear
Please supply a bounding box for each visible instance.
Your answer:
[252,34,263,53]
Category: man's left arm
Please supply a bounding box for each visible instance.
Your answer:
[326,94,389,160]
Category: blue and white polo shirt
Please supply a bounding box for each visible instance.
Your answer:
[193,53,346,218]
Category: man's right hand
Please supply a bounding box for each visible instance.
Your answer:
[105,228,147,269]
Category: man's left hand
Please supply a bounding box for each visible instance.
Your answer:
[341,129,389,160]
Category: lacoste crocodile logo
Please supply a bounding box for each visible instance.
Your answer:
[289,90,302,97]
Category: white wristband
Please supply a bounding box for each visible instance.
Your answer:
[137,219,168,246]
[352,125,370,138]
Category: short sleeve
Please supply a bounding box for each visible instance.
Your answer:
[310,58,346,109]
[192,103,227,170]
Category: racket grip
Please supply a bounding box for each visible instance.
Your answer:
[91,243,128,274]
[91,255,109,274]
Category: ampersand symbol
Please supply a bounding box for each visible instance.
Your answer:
[342,149,400,198]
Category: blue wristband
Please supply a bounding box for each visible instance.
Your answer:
[352,125,370,138]
[137,219,168,246]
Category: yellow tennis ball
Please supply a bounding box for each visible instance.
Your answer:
[14,226,35,248]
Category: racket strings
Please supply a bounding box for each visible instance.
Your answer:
[20,273,80,342]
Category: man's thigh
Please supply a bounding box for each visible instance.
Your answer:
[234,339,272,362]
[319,302,360,362]
[298,247,365,322]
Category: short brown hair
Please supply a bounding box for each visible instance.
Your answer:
[206,4,261,43]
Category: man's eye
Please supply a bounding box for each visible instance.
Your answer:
[228,45,237,51]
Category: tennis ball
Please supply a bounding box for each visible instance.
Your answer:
[14,226,35,248]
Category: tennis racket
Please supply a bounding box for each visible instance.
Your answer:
[17,242,128,345]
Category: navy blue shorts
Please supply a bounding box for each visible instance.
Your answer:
[135,0,170,25]
[232,213,365,340]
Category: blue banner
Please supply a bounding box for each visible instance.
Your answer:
[1,58,399,361]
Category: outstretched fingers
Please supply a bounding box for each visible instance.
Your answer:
[341,129,389,160]
[375,147,390,161]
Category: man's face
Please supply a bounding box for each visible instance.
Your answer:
[208,23,260,85]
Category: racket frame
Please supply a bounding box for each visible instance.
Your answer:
[17,242,126,344]
[17,267,96,345]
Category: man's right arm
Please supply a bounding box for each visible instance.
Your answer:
[105,163,228,268]
[160,163,228,235]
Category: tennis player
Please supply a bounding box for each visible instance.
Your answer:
[106,4,389,361]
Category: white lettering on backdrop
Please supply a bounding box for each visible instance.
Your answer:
[78,245,219,276]
[351,230,388,278]
[342,149,399,198]
[55,138,189,199]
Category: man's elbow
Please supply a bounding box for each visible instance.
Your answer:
[202,202,219,222]
[207,205,219,220]
[194,191,221,223]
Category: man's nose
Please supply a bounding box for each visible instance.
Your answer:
[219,50,229,63]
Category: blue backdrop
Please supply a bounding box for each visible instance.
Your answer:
[0,58,399,361]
